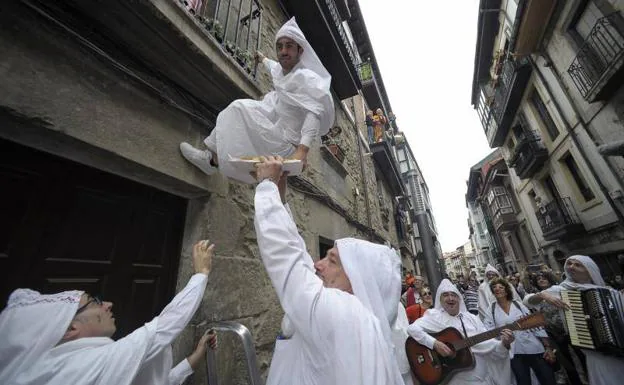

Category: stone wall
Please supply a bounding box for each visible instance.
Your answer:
[0,2,405,384]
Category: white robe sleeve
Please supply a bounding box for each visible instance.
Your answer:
[406,320,437,349]
[254,181,324,339]
[114,273,208,362]
[168,358,193,385]
[299,112,320,148]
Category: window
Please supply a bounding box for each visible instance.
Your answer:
[574,1,603,40]
[476,221,485,236]
[529,90,559,141]
[562,153,595,202]
[487,186,514,214]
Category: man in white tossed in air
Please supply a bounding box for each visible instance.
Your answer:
[180,17,334,184]
[252,155,404,385]
[407,279,515,385]
[0,240,216,385]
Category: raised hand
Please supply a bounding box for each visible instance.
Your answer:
[193,240,214,275]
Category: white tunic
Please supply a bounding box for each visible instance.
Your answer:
[12,274,208,385]
[207,59,330,184]
[253,181,403,385]
[407,309,512,385]
[483,301,548,356]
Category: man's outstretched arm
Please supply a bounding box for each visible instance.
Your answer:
[253,158,324,338]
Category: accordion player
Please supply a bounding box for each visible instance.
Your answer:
[561,288,624,356]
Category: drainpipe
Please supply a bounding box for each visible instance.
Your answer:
[530,55,624,225]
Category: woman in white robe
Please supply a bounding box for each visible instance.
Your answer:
[524,255,624,385]
[407,279,514,385]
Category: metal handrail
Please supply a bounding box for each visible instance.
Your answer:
[205,321,263,385]
[568,12,624,98]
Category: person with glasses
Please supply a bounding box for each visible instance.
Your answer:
[407,279,515,385]
[406,287,433,324]
[0,240,215,385]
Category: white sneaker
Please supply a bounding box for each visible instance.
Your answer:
[179,142,218,175]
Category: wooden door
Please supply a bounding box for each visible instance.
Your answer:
[0,138,187,338]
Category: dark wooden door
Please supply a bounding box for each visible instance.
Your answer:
[0,138,187,338]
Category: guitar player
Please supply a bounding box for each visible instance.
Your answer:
[407,279,515,385]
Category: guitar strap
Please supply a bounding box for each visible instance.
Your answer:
[458,314,469,338]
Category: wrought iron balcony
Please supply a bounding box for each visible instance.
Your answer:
[535,197,585,241]
[191,0,263,76]
[357,61,385,111]
[323,0,359,72]
[476,86,498,144]
[280,0,360,98]
[509,131,548,179]
[476,56,532,148]
[568,13,624,102]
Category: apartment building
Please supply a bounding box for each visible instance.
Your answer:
[471,0,624,276]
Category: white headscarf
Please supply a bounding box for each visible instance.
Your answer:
[435,279,468,313]
[274,17,335,136]
[336,238,401,345]
[485,264,500,280]
[0,289,83,384]
[561,255,605,289]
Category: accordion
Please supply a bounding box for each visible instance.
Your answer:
[561,288,624,356]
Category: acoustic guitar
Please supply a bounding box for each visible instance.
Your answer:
[405,312,546,385]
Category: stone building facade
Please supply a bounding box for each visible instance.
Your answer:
[471,0,624,277]
[0,0,428,383]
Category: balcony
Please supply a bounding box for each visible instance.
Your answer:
[492,207,518,232]
[568,13,624,103]
[370,141,404,197]
[280,0,360,99]
[357,61,385,111]
[508,131,548,179]
[535,197,585,241]
[513,0,557,56]
[477,57,532,148]
[41,0,264,120]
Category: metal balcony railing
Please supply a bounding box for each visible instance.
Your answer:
[568,13,624,99]
[535,197,583,239]
[477,87,498,140]
[509,131,548,179]
[324,0,359,70]
[181,0,263,76]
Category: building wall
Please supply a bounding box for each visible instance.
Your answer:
[0,2,407,384]
[474,0,624,277]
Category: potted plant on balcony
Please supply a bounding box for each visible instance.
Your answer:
[322,126,345,163]
[225,41,236,55]
[235,48,253,72]
[200,18,224,43]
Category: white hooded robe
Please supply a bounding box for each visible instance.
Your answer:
[253,180,404,385]
[205,17,335,183]
[407,279,513,385]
